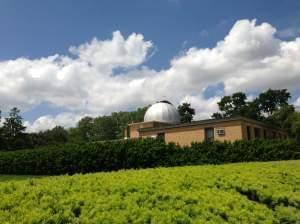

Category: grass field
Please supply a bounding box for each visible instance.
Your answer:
[0,160,299,223]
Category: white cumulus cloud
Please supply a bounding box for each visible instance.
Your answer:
[24,113,87,133]
[0,19,300,132]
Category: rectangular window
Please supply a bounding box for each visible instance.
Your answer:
[254,128,261,138]
[263,129,267,139]
[205,127,214,142]
[157,132,165,141]
[127,126,131,138]
[246,126,251,140]
[272,131,276,139]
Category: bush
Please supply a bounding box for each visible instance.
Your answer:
[0,138,299,175]
[1,161,299,223]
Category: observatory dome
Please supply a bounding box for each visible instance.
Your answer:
[144,101,180,124]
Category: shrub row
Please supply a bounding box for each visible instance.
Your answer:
[0,138,299,175]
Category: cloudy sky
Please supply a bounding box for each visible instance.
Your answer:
[1,0,300,132]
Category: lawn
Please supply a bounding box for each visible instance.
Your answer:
[0,160,299,223]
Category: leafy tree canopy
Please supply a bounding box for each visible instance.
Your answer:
[177,102,195,123]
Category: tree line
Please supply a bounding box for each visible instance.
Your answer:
[212,89,300,141]
[0,88,299,151]
[0,106,149,151]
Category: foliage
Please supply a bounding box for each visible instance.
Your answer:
[211,89,300,141]
[2,107,26,137]
[0,107,27,150]
[284,112,300,142]
[68,106,149,143]
[212,89,292,121]
[257,89,291,116]
[0,160,299,223]
[0,138,299,175]
[0,106,148,150]
[177,102,195,123]
[212,92,261,120]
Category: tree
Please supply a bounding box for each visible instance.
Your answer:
[257,89,291,116]
[266,105,295,128]
[211,89,300,140]
[2,107,26,137]
[0,110,4,149]
[91,116,118,141]
[77,116,94,141]
[177,102,195,123]
[45,126,68,144]
[212,89,293,122]
[284,112,300,142]
[111,106,149,138]
[2,107,26,150]
[212,92,260,120]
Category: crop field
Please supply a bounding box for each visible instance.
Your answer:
[0,161,299,223]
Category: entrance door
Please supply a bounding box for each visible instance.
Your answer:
[205,127,214,142]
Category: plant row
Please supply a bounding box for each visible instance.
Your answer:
[0,138,299,175]
[0,161,299,223]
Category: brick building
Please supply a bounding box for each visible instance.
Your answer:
[124,101,287,146]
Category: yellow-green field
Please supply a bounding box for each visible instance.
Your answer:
[0,161,299,223]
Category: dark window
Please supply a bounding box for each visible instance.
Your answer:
[263,129,267,139]
[127,126,130,138]
[278,133,282,139]
[205,127,214,142]
[157,132,165,141]
[246,126,251,140]
[272,131,276,139]
[254,128,261,138]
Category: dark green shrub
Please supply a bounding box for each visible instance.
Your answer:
[0,138,299,175]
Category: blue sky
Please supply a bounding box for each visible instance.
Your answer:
[1,0,299,68]
[0,0,300,131]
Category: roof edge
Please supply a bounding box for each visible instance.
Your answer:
[139,116,285,132]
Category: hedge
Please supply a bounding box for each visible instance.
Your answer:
[0,138,299,175]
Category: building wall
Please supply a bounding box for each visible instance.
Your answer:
[131,118,287,146]
[126,121,171,139]
[241,121,287,140]
[140,120,243,146]
[127,122,154,138]
[214,122,243,142]
[165,128,204,146]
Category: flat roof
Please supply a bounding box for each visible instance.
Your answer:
[139,116,285,133]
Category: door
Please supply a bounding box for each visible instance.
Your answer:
[205,127,214,142]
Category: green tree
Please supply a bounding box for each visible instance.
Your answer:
[177,102,195,123]
[77,116,94,141]
[257,89,291,116]
[291,115,300,142]
[46,126,68,144]
[212,92,260,119]
[92,116,118,141]
[0,110,4,149]
[2,107,26,150]
[266,105,295,128]
[282,111,300,142]
[2,107,26,137]
[111,106,149,138]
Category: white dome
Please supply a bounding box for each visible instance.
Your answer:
[144,101,180,124]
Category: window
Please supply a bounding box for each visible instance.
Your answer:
[263,129,267,139]
[157,132,165,141]
[254,128,261,138]
[216,128,225,136]
[205,127,214,142]
[127,126,131,138]
[272,131,276,139]
[246,126,251,140]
